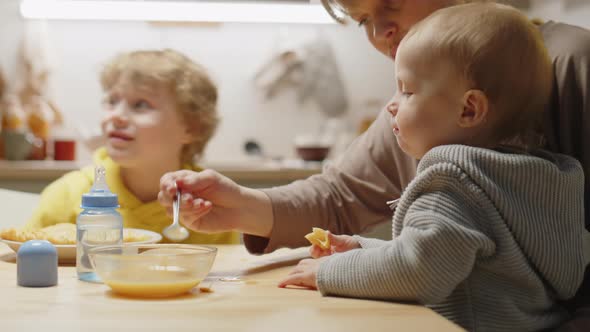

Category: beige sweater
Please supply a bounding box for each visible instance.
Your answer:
[244,21,590,256]
[316,145,589,331]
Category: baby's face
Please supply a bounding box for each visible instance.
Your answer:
[386,40,470,159]
[100,78,192,168]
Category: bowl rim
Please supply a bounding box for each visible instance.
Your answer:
[88,243,218,258]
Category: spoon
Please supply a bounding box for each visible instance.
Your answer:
[163,182,190,242]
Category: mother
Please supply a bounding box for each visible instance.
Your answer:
[160,0,590,329]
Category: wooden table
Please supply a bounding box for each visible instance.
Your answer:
[0,244,462,331]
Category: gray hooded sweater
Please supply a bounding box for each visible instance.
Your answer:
[317,145,590,331]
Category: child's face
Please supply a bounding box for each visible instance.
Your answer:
[101,79,192,167]
[387,40,470,159]
[338,0,453,59]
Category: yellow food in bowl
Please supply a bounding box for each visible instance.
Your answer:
[89,244,217,298]
[103,269,202,298]
[0,223,150,245]
[304,227,330,250]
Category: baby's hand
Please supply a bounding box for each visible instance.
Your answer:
[309,231,360,259]
[278,257,326,289]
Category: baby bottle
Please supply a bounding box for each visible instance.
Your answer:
[76,165,123,282]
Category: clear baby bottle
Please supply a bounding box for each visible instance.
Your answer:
[76,165,123,283]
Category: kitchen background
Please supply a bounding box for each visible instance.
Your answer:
[1,0,589,165]
[0,0,588,240]
[0,0,395,165]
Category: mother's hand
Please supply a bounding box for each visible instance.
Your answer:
[158,169,273,237]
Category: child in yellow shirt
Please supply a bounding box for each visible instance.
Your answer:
[26,49,238,244]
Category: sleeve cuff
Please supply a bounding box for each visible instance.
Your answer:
[355,235,389,249]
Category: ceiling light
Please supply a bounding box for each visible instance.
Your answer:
[20,0,336,24]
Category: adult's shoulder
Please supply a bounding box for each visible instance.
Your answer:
[539,21,590,61]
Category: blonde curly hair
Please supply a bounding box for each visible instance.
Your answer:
[100,49,219,164]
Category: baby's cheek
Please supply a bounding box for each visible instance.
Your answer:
[399,111,419,127]
[143,129,175,150]
[134,114,160,126]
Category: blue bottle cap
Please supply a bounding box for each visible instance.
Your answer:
[17,240,58,287]
[81,165,119,208]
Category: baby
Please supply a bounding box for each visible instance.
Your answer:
[25,49,238,245]
[279,3,590,331]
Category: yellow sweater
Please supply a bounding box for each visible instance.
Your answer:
[26,148,239,244]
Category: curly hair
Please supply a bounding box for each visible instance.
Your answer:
[100,49,219,164]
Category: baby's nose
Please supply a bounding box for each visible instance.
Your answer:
[110,104,129,125]
[372,19,398,43]
[386,102,398,116]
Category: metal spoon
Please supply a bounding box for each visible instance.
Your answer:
[163,182,189,242]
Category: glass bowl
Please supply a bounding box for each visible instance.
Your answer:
[89,244,217,298]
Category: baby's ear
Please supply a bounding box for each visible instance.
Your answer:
[458,89,488,128]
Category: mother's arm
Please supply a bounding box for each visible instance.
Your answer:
[540,21,590,228]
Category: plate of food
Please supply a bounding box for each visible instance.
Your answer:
[0,223,162,264]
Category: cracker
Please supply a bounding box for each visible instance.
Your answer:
[1,223,151,244]
[304,227,330,250]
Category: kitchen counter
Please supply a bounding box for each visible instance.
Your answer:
[0,160,85,180]
[0,159,323,193]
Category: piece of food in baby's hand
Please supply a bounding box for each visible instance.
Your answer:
[304,227,330,250]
